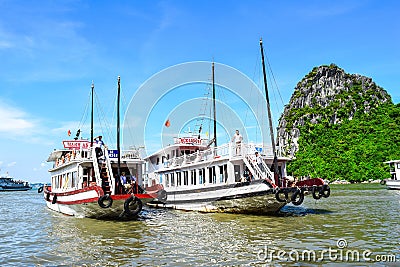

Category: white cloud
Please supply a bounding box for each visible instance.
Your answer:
[7,162,16,167]
[0,101,35,134]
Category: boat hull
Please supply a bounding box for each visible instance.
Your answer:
[43,186,154,219]
[386,179,400,190]
[148,180,288,214]
[0,186,32,191]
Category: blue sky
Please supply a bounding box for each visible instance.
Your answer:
[0,0,399,183]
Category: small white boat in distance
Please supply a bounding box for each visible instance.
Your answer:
[383,160,400,190]
[0,173,31,191]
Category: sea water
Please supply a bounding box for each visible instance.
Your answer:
[0,184,399,266]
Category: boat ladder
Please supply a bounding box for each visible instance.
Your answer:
[243,153,274,182]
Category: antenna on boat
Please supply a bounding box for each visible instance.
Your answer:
[212,61,217,152]
[260,38,280,187]
[117,76,121,186]
[90,81,94,146]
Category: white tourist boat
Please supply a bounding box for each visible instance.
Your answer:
[144,40,331,214]
[383,160,400,190]
[42,78,158,219]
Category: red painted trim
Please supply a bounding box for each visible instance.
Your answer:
[43,186,104,197]
[296,178,325,187]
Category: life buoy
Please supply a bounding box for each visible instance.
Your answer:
[124,196,143,217]
[321,185,330,198]
[98,195,113,208]
[275,188,288,203]
[52,194,57,204]
[380,179,386,185]
[38,186,44,193]
[312,186,322,200]
[291,188,304,206]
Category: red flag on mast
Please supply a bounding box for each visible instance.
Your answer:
[68,129,71,136]
[165,119,170,127]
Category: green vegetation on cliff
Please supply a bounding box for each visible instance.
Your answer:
[287,103,400,182]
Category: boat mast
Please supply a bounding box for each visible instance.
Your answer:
[212,62,217,151]
[260,38,280,186]
[90,81,94,146]
[117,76,121,181]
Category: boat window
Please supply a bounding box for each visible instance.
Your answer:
[224,164,228,182]
[172,150,175,158]
[234,165,241,182]
[219,166,224,183]
[208,166,216,184]
[184,171,188,185]
[397,163,400,169]
[171,173,175,186]
[199,169,203,184]
[185,150,190,155]
[165,174,169,187]
[157,157,160,165]
[72,171,77,188]
[177,172,182,186]
[167,154,170,160]
[191,170,196,185]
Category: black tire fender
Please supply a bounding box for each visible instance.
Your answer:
[312,186,322,200]
[52,194,57,204]
[291,188,305,206]
[380,179,386,185]
[275,188,288,203]
[98,195,113,208]
[157,189,167,203]
[38,186,44,193]
[124,196,143,217]
[321,184,331,198]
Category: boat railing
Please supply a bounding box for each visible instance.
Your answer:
[104,147,115,194]
[121,149,140,159]
[158,142,277,170]
[92,147,102,184]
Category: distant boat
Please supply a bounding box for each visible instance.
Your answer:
[382,160,400,190]
[0,173,31,191]
[144,39,331,214]
[41,78,157,220]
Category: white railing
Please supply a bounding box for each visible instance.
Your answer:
[92,147,101,184]
[104,147,115,194]
[243,153,273,181]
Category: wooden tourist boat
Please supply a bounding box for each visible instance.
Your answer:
[144,39,331,214]
[41,78,157,219]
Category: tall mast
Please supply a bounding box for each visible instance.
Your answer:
[212,62,217,150]
[117,76,121,180]
[90,81,94,146]
[260,38,280,186]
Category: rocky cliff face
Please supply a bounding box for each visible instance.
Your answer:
[277,64,392,157]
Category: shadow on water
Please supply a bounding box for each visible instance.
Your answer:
[278,205,334,217]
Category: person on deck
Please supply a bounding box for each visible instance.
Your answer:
[231,130,243,155]
[94,136,106,162]
[120,172,127,185]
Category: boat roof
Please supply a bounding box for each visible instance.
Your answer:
[144,137,209,160]
[384,159,400,164]
[47,149,69,162]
